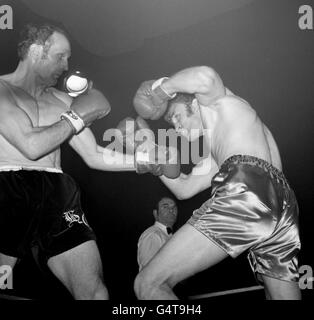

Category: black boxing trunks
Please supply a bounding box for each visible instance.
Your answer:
[188,155,300,283]
[0,170,96,261]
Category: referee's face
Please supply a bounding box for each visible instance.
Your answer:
[158,198,178,227]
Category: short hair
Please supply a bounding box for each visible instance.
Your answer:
[165,92,195,123]
[157,197,176,210]
[17,23,69,60]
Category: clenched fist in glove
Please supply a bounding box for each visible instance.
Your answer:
[115,116,181,178]
[133,77,176,120]
[135,140,181,179]
[61,87,111,134]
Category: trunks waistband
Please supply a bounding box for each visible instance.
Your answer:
[221,155,290,188]
[0,165,63,173]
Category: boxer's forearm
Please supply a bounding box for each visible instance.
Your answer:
[69,127,136,171]
[162,66,216,96]
[89,145,136,171]
[23,120,73,160]
[159,173,192,200]
[162,66,226,107]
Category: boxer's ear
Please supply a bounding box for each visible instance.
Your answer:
[191,98,200,114]
[28,44,43,63]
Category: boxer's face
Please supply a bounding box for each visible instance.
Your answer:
[169,101,202,141]
[35,32,71,86]
[158,198,177,227]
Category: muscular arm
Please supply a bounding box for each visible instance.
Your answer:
[0,86,73,160]
[53,88,136,171]
[160,157,219,200]
[161,66,226,106]
[69,128,136,171]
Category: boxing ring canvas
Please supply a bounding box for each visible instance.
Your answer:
[0,0,313,300]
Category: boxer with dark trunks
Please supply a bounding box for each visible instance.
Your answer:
[133,66,301,300]
[0,23,145,300]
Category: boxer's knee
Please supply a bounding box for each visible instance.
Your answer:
[73,277,109,300]
[134,271,153,299]
[134,270,170,300]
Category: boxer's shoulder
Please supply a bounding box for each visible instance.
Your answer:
[215,94,255,120]
[0,78,27,110]
[0,78,10,97]
[46,87,72,108]
[217,94,249,106]
[0,77,16,97]
[38,88,71,124]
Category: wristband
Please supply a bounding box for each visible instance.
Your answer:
[61,110,85,134]
[151,77,177,100]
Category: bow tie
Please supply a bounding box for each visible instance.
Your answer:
[166,227,172,234]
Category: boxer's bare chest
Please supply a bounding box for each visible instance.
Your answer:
[0,82,65,166]
[37,89,68,126]
[10,86,68,127]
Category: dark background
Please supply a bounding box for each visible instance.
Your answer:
[0,0,313,300]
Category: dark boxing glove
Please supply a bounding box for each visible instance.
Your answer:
[61,88,111,134]
[133,77,176,120]
[135,140,181,179]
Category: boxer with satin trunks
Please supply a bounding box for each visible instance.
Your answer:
[133,66,301,300]
[188,155,300,283]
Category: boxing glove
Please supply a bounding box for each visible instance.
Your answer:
[136,116,180,178]
[115,116,181,178]
[133,78,176,120]
[61,88,111,134]
[160,145,181,179]
[135,140,181,179]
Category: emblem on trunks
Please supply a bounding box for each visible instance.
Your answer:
[63,210,90,228]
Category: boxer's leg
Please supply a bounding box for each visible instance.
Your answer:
[134,223,228,300]
[47,240,108,300]
[261,275,301,300]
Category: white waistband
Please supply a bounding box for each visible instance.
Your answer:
[0,165,63,173]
